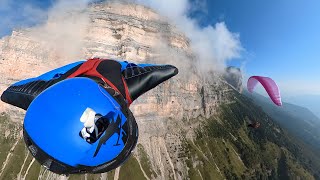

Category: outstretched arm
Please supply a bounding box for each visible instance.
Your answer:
[1,58,179,110]
[118,61,178,101]
[1,61,85,110]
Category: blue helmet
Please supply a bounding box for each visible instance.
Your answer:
[23,77,138,174]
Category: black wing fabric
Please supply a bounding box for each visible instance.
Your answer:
[122,65,178,101]
[1,80,60,110]
[1,64,81,110]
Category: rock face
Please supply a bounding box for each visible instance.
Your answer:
[0,2,237,179]
[223,66,243,92]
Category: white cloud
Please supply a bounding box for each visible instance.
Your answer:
[135,0,189,19]
[25,0,93,65]
[132,0,242,73]
[1,0,242,73]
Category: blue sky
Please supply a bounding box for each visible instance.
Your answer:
[201,0,320,96]
[1,0,320,97]
[0,0,55,37]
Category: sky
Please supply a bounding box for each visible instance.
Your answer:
[1,0,320,98]
[201,0,320,97]
[0,0,54,36]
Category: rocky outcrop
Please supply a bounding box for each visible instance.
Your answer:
[223,66,243,92]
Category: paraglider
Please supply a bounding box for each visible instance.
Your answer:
[1,58,178,174]
[247,76,282,106]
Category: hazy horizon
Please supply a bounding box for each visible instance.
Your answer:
[251,85,320,120]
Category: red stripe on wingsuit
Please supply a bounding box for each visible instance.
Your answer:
[67,58,132,106]
[122,77,132,105]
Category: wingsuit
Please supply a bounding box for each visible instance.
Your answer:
[1,58,178,174]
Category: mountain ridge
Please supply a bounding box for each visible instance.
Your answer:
[245,91,320,151]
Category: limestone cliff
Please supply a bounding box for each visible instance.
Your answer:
[223,66,243,92]
[0,2,238,180]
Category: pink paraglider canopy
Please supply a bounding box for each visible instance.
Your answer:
[247,76,282,106]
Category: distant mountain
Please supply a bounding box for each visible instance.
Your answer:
[245,91,320,153]
[191,90,320,179]
[283,94,320,120]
